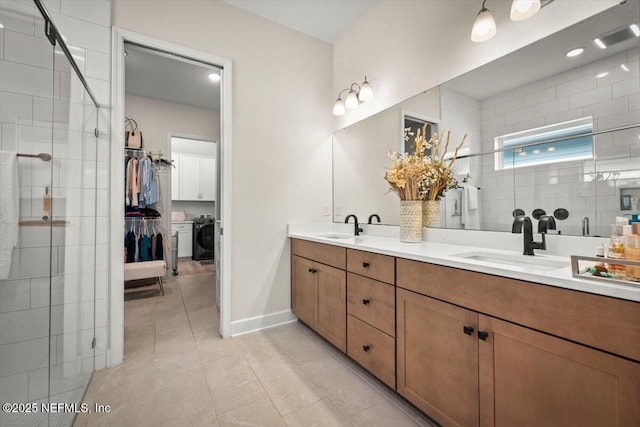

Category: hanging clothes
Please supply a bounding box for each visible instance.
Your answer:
[139,234,152,262]
[138,157,160,207]
[155,233,164,260]
[125,231,136,263]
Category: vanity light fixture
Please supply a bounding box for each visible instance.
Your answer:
[621,64,630,72]
[471,0,497,43]
[565,47,584,58]
[333,76,373,116]
[510,0,541,21]
[208,72,221,82]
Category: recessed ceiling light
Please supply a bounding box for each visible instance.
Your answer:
[621,64,630,72]
[593,38,606,49]
[565,47,584,58]
[631,24,640,37]
[532,149,541,154]
[208,72,221,82]
[547,146,555,152]
[596,72,609,79]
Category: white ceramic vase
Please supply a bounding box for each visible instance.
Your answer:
[422,200,441,228]
[400,200,423,243]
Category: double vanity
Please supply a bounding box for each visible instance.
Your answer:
[289,226,640,426]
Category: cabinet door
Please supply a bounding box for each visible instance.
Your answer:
[292,255,317,327]
[175,225,192,258]
[316,263,346,352]
[397,288,479,427]
[479,315,640,427]
[171,153,180,200]
[179,155,201,200]
[200,157,216,201]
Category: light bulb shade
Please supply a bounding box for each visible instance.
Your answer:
[333,98,346,116]
[359,80,373,102]
[345,90,359,109]
[471,8,497,42]
[510,0,540,21]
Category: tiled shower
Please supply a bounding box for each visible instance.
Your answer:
[0,1,107,425]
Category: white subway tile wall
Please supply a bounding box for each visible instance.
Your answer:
[0,0,111,422]
[479,48,640,236]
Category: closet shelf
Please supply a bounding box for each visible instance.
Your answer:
[19,219,70,227]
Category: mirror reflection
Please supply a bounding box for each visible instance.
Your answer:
[333,2,640,237]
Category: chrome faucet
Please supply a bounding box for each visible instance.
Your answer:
[512,216,546,256]
[368,214,381,224]
[345,214,363,236]
[582,216,590,236]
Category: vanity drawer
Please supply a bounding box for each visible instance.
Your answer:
[347,314,395,389]
[347,249,395,284]
[347,273,395,337]
[292,238,346,269]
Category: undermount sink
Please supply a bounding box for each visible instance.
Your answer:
[315,233,353,240]
[452,251,570,271]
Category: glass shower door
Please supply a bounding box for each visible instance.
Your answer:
[0,1,99,426]
[0,2,56,426]
[46,38,98,427]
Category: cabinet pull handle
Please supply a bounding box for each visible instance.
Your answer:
[362,262,370,268]
[362,345,370,352]
[362,298,370,305]
[478,331,489,341]
[308,268,317,274]
[463,325,474,336]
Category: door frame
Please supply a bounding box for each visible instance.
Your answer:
[108,27,233,366]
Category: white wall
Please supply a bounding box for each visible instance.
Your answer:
[480,49,640,236]
[113,1,334,329]
[333,0,618,130]
[125,94,219,152]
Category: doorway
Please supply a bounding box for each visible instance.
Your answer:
[110,28,233,367]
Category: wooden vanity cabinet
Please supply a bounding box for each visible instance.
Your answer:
[397,288,479,427]
[396,258,640,427]
[291,239,347,352]
[479,315,640,427]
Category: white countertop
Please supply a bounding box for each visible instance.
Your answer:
[288,224,640,303]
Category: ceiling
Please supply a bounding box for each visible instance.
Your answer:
[124,44,221,111]
[224,0,378,43]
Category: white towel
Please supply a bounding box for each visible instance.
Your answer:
[462,185,480,229]
[0,151,19,279]
[466,186,478,210]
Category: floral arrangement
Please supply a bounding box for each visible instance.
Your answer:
[384,125,466,201]
[419,130,467,201]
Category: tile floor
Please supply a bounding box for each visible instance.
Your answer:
[74,271,436,427]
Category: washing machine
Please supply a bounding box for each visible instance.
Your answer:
[192,218,214,260]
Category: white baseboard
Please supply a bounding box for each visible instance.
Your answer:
[230,309,297,337]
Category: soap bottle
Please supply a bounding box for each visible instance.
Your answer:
[607,225,625,277]
[43,185,51,220]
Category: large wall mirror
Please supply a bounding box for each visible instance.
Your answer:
[333,2,640,238]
